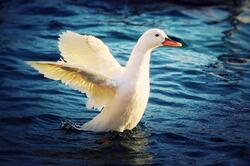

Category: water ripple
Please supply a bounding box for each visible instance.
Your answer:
[0,0,250,165]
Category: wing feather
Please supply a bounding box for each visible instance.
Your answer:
[27,61,116,110]
[58,31,123,77]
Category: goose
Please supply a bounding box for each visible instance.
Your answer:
[27,28,182,132]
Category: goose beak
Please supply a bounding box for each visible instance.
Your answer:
[162,37,182,47]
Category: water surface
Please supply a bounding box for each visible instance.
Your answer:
[0,0,250,165]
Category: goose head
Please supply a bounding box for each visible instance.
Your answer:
[137,28,182,51]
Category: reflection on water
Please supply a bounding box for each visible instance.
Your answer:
[60,120,152,164]
[0,0,250,165]
[36,123,152,165]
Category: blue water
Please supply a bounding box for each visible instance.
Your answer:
[1,0,250,165]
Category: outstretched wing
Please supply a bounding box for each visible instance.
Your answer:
[58,31,123,77]
[27,61,116,110]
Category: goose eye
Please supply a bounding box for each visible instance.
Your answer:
[155,34,159,37]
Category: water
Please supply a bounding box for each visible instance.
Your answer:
[0,0,250,165]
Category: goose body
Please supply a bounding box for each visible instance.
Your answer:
[28,28,182,132]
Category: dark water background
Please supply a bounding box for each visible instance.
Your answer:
[0,0,250,165]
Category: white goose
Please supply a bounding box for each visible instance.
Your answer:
[28,28,182,132]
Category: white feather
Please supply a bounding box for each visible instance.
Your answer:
[27,61,116,110]
[58,31,123,77]
[28,29,174,132]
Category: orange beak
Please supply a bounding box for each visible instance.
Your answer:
[162,37,182,47]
